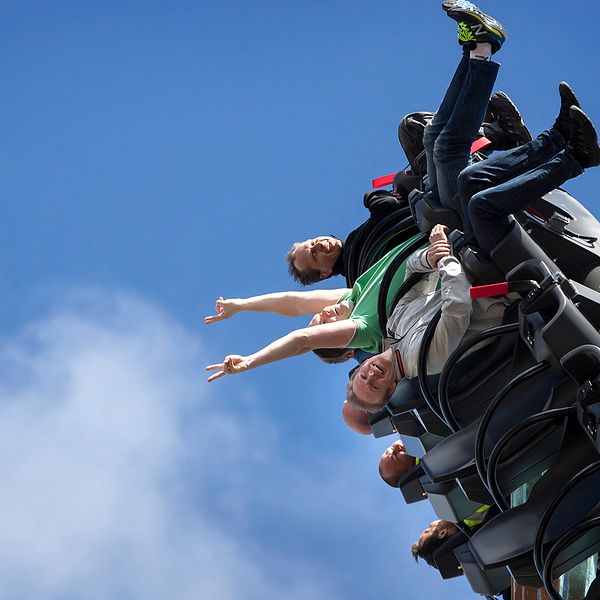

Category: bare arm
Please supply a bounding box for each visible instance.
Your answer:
[205,319,356,382]
[204,288,350,324]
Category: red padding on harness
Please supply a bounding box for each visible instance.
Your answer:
[470,282,509,299]
[372,138,490,188]
[471,136,492,154]
[371,173,397,188]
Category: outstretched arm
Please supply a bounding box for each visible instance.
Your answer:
[205,319,356,382]
[204,288,350,324]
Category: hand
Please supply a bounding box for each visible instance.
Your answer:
[429,223,449,244]
[308,313,322,327]
[205,355,251,382]
[319,304,342,324]
[426,240,451,269]
[318,301,353,324]
[204,297,241,324]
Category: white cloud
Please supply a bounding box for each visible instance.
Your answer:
[0,288,471,600]
[0,289,341,600]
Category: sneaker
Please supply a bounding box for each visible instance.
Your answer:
[442,0,508,53]
[553,81,581,141]
[483,91,532,150]
[566,106,600,169]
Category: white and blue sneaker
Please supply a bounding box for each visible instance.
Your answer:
[442,0,508,54]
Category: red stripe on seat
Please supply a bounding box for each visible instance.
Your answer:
[470,282,509,299]
[471,137,492,154]
[372,173,397,188]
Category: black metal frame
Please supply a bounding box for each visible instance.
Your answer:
[437,323,520,432]
[485,407,576,511]
[474,361,550,493]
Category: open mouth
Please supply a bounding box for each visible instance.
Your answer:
[373,363,384,374]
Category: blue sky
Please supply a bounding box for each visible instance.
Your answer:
[1,1,600,599]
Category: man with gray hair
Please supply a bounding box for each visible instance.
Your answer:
[347,224,509,413]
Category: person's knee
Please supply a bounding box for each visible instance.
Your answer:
[458,163,489,201]
[468,191,497,227]
[457,166,480,205]
[433,128,470,158]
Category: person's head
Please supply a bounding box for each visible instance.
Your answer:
[411,520,459,568]
[346,350,398,413]
[378,440,417,487]
[313,347,356,364]
[286,236,343,285]
[341,399,372,435]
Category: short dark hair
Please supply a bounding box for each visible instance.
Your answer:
[313,347,353,364]
[345,372,393,413]
[285,243,321,286]
[411,523,455,568]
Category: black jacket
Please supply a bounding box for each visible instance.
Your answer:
[333,190,418,287]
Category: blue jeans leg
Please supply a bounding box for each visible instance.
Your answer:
[458,128,566,239]
[433,57,500,213]
[468,148,583,256]
[423,46,471,197]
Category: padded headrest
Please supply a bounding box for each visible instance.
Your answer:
[433,532,468,579]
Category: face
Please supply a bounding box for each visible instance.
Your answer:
[292,236,342,280]
[379,440,416,485]
[417,520,458,548]
[351,352,397,409]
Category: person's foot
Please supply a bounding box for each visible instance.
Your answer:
[442,0,508,54]
[566,106,600,169]
[483,92,532,150]
[553,82,581,141]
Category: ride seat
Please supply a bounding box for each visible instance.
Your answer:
[468,417,600,587]
[410,189,463,234]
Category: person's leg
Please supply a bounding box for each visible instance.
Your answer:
[462,95,600,252]
[423,0,508,201]
[457,127,566,227]
[433,56,500,211]
[423,46,471,196]
[468,149,583,255]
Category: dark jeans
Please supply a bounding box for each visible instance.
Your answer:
[457,128,584,255]
[423,46,500,223]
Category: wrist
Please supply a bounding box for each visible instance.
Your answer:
[424,250,433,269]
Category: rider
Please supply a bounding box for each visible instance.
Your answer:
[204,1,514,383]
[286,1,529,289]
[347,93,600,413]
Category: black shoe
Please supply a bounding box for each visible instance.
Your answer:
[484,92,532,150]
[566,106,600,169]
[553,81,581,141]
[442,0,508,53]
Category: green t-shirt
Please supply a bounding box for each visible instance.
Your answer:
[343,233,423,354]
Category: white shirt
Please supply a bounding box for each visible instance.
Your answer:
[386,248,509,378]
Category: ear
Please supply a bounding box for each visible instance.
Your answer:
[344,350,356,359]
[388,380,398,397]
[319,268,333,279]
[437,527,449,540]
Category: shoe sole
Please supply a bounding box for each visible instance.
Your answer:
[442,0,508,40]
[490,92,532,143]
[559,81,581,112]
[491,92,518,114]
[570,106,600,166]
